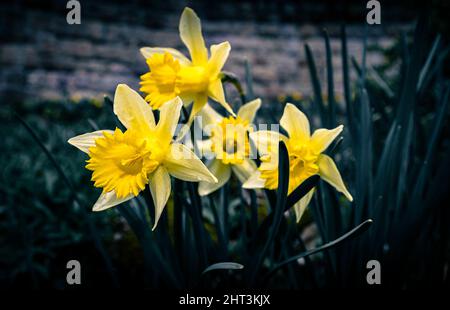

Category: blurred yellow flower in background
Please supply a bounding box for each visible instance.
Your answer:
[243,103,352,221]
[68,84,217,229]
[140,7,235,127]
[197,99,261,196]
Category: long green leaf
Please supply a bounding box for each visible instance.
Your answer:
[202,262,244,275]
[324,29,336,127]
[263,219,373,282]
[248,140,289,285]
[285,175,320,210]
[305,43,326,126]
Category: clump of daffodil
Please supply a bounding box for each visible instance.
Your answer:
[196,99,261,196]
[68,84,217,229]
[243,103,353,221]
[139,7,235,127]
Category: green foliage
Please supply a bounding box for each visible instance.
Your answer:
[2,13,449,288]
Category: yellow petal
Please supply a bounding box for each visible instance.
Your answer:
[164,143,218,183]
[179,7,208,65]
[317,154,353,201]
[207,41,231,77]
[242,170,266,189]
[149,166,171,230]
[92,190,133,212]
[207,79,235,116]
[293,189,315,222]
[310,125,343,153]
[113,84,155,132]
[198,159,231,196]
[140,47,191,65]
[231,158,257,184]
[176,94,208,141]
[237,98,261,124]
[189,94,208,125]
[156,96,183,141]
[280,103,310,142]
[249,130,288,157]
[198,103,223,135]
[68,130,113,154]
[180,93,195,107]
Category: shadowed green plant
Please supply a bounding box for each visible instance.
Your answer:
[2,11,449,289]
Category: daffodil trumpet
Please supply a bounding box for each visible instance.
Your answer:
[243,103,353,222]
[140,7,235,132]
[68,84,217,230]
[196,99,261,196]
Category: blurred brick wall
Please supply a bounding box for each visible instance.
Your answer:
[0,0,412,105]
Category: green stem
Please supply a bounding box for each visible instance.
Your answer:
[221,71,247,105]
[187,182,208,269]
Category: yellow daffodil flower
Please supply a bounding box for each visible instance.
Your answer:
[140,7,235,127]
[68,84,217,229]
[243,103,353,221]
[197,99,261,196]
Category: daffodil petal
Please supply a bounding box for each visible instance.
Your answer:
[149,166,171,230]
[180,93,195,107]
[231,158,257,184]
[280,103,310,142]
[179,7,208,65]
[310,125,344,153]
[156,96,183,141]
[92,190,133,212]
[198,103,223,135]
[207,41,231,77]
[164,143,218,183]
[237,98,261,124]
[113,84,155,131]
[293,189,315,223]
[207,79,235,116]
[198,159,231,196]
[242,170,266,189]
[140,47,191,65]
[249,130,288,156]
[317,154,353,201]
[190,94,208,124]
[176,94,208,142]
[68,130,113,154]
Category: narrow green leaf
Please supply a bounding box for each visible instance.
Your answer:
[245,59,255,100]
[328,136,343,157]
[187,182,208,269]
[411,85,450,205]
[304,43,326,126]
[209,195,227,257]
[248,141,289,285]
[341,25,355,139]
[202,262,244,275]
[285,175,320,210]
[324,29,336,127]
[355,87,373,222]
[263,219,373,282]
[417,34,441,92]
[222,71,247,105]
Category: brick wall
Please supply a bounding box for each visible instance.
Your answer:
[0,1,412,106]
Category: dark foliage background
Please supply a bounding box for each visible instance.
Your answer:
[0,0,449,289]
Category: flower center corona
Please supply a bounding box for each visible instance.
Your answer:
[86,129,161,198]
[140,52,209,109]
[210,116,251,165]
[258,139,319,193]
